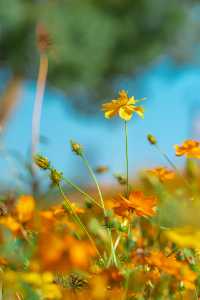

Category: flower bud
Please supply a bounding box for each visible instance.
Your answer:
[50,169,63,185]
[70,141,83,156]
[36,23,51,53]
[34,154,50,170]
[147,134,157,145]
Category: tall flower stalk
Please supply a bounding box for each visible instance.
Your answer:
[58,183,101,259]
[124,121,129,196]
[34,155,101,258]
[147,134,191,190]
[63,177,102,209]
[101,90,145,266]
[31,54,48,157]
[70,141,118,266]
[31,24,50,160]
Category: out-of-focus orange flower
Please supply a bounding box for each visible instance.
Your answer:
[102,90,145,121]
[16,195,35,223]
[175,140,200,159]
[38,230,96,270]
[181,264,197,290]
[101,267,124,287]
[38,233,66,269]
[0,216,21,235]
[147,167,175,182]
[39,206,65,228]
[68,239,95,268]
[90,275,108,300]
[146,251,180,277]
[114,191,157,218]
[146,268,161,284]
[70,203,85,214]
[39,210,55,233]
[52,205,65,217]
[146,251,197,289]
[0,256,8,266]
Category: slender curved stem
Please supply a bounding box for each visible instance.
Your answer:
[155,144,191,190]
[107,234,121,267]
[124,121,129,196]
[31,54,48,158]
[81,154,106,214]
[80,154,117,266]
[63,177,102,209]
[58,184,101,259]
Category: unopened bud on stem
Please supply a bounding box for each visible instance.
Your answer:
[34,154,50,170]
[70,141,83,156]
[147,134,157,145]
[50,169,63,185]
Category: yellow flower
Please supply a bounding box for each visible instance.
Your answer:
[102,90,145,121]
[16,195,35,223]
[175,140,200,159]
[147,167,175,182]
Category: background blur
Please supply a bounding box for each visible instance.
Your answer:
[1,0,200,191]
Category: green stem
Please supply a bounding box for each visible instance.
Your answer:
[107,234,121,267]
[125,121,129,196]
[58,184,101,259]
[63,177,102,209]
[81,154,117,266]
[155,144,191,190]
[81,154,106,214]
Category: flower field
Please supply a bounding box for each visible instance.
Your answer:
[1,87,200,300]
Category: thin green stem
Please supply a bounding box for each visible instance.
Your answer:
[107,230,118,267]
[80,154,117,266]
[81,154,106,214]
[125,121,129,196]
[63,177,102,209]
[107,234,121,267]
[58,184,101,259]
[155,144,191,190]
[156,144,179,173]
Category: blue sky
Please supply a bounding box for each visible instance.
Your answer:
[1,57,200,189]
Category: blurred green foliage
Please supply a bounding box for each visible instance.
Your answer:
[0,0,199,108]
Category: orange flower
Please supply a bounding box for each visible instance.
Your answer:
[38,233,66,269]
[16,195,35,223]
[146,251,180,277]
[70,203,85,214]
[114,191,157,218]
[175,140,200,158]
[102,90,145,121]
[147,167,175,182]
[67,238,96,268]
[146,251,197,289]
